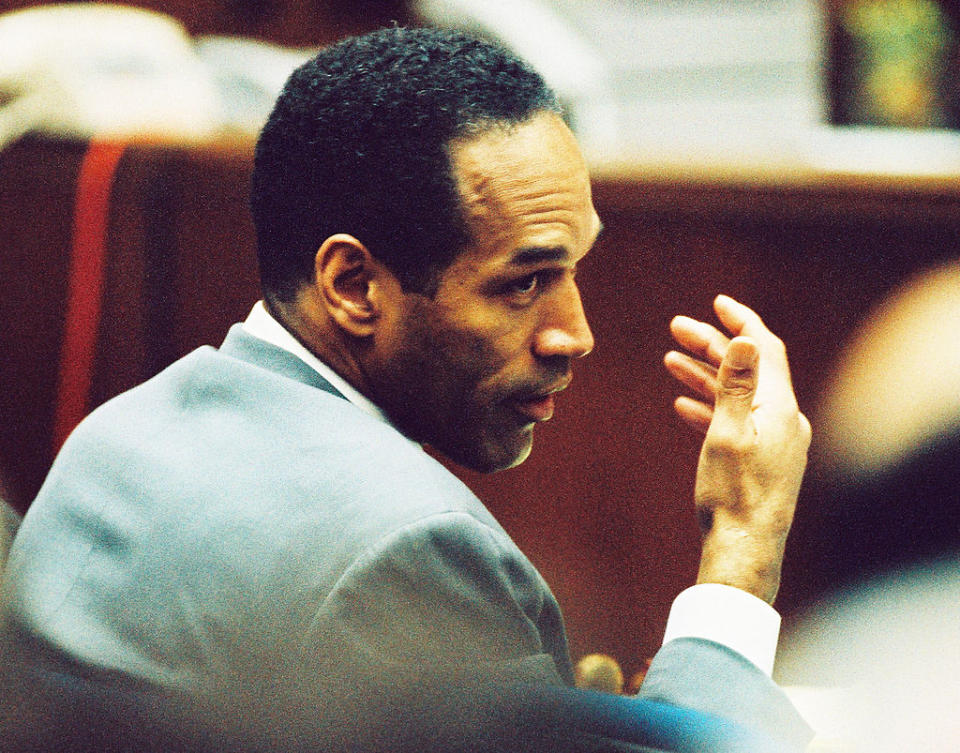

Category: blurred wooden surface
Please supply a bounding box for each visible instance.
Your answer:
[2,134,958,677]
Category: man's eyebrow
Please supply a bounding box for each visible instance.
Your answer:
[509,246,568,266]
[508,225,605,266]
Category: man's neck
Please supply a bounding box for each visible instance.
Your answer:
[242,300,386,423]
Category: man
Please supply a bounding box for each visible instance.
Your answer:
[1,27,812,751]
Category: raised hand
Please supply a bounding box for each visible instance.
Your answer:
[664,295,811,603]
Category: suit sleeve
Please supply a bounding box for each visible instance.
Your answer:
[639,638,814,750]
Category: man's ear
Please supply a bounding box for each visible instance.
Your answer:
[313,234,395,337]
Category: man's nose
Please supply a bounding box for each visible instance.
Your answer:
[532,281,594,360]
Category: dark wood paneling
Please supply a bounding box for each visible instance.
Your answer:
[0,139,86,510]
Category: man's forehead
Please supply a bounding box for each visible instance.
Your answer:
[449,113,587,184]
[448,113,596,248]
[506,219,604,267]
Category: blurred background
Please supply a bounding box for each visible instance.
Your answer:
[1,3,958,747]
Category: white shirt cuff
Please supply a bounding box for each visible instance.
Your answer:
[662,584,781,676]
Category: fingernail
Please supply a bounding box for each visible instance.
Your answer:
[727,341,757,369]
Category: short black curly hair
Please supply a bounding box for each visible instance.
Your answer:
[251,26,562,301]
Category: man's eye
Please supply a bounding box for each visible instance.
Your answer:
[509,274,539,295]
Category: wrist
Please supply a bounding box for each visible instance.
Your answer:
[696,522,787,604]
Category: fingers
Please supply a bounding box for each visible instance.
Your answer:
[673,396,713,434]
[675,295,769,347]
[667,296,796,437]
[669,315,730,367]
[713,294,796,408]
[665,348,718,435]
[663,351,719,403]
[712,294,766,338]
[713,294,785,363]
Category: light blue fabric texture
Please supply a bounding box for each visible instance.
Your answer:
[1,325,811,750]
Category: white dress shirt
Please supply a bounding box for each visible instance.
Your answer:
[241,301,781,676]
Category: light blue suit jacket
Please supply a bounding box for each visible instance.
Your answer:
[1,326,811,751]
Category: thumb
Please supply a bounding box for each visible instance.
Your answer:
[712,337,759,427]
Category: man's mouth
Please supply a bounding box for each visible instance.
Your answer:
[509,380,570,423]
[512,393,556,423]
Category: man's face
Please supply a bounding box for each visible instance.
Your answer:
[367,112,601,472]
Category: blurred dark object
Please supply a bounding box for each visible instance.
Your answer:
[782,259,960,607]
[0,0,411,47]
[626,658,653,696]
[795,429,960,601]
[828,0,960,127]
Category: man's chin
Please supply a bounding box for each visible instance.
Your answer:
[444,427,534,474]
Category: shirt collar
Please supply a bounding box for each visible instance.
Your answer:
[241,300,390,424]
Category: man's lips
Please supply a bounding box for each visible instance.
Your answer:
[512,393,556,423]
[509,380,570,423]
